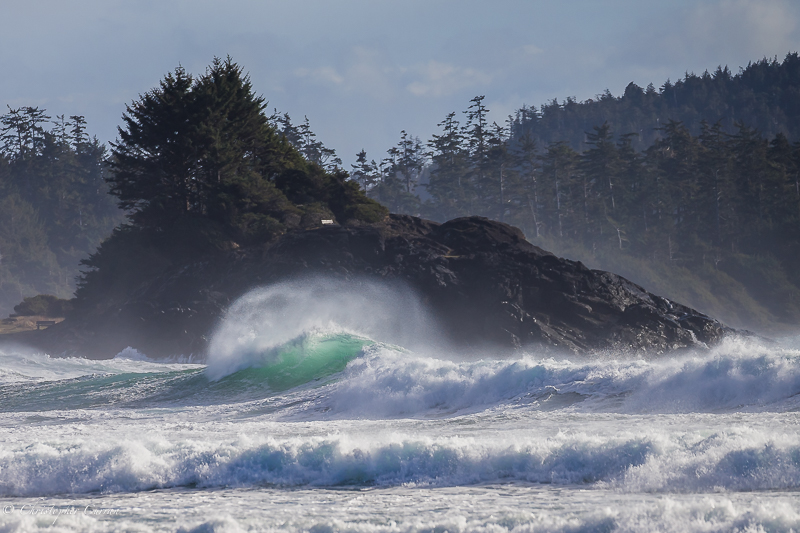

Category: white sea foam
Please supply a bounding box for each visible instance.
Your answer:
[4,490,800,533]
[4,333,800,416]
[302,335,800,418]
[3,283,800,532]
[2,413,800,497]
[204,283,800,415]
[113,346,150,361]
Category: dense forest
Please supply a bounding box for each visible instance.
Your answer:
[357,54,800,332]
[0,109,122,315]
[2,53,800,333]
[518,53,800,152]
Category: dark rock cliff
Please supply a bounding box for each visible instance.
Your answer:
[21,215,730,358]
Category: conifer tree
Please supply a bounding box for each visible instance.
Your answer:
[371,133,423,214]
[485,120,515,222]
[351,149,378,192]
[582,122,619,212]
[697,121,734,248]
[427,112,470,220]
[464,96,489,204]
[511,128,541,237]
[539,142,579,239]
[729,122,771,248]
[107,65,197,224]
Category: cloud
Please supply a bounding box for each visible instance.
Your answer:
[291,48,401,102]
[294,66,345,85]
[624,0,799,74]
[406,60,492,97]
[522,44,544,56]
[292,51,491,101]
[686,0,797,59]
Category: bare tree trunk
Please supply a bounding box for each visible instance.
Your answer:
[499,163,505,223]
[609,175,615,210]
[526,193,540,238]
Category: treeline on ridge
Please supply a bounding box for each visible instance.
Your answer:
[3,53,800,333]
[519,52,800,152]
[354,60,800,331]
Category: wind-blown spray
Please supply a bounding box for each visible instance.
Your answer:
[205,277,439,380]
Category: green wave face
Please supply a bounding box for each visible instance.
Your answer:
[0,333,373,412]
[0,368,207,412]
[227,332,373,392]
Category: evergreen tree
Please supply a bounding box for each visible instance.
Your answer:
[0,194,59,294]
[582,122,619,213]
[513,53,800,152]
[728,122,770,249]
[426,112,470,220]
[511,127,541,237]
[463,96,489,207]
[107,58,301,240]
[539,142,579,239]
[364,76,800,330]
[351,149,379,192]
[646,121,701,259]
[697,121,734,248]
[484,120,516,222]
[614,132,643,248]
[107,65,198,225]
[370,133,423,214]
[272,112,342,172]
[276,112,303,147]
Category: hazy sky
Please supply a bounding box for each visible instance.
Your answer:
[3,0,800,168]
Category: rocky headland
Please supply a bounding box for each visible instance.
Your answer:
[18,214,730,359]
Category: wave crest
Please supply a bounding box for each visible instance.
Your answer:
[4,426,800,496]
[314,335,800,417]
[205,278,436,380]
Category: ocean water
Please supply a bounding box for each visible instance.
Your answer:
[1,279,800,532]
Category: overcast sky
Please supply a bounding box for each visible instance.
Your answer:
[3,0,800,168]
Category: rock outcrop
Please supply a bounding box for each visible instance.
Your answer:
[21,215,730,358]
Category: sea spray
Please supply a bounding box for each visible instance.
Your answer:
[204,277,440,380]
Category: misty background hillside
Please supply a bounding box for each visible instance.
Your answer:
[360,54,800,334]
[0,111,122,315]
[2,53,800,334]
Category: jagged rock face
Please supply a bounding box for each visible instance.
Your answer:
[31,215,729,358]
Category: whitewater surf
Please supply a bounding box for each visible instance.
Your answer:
[1,279,800,532]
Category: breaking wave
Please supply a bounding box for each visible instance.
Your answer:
[2,420,800,496]
[2,330,800,415]
[3,283,800,501]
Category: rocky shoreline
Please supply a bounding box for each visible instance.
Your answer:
[14,215,731,359]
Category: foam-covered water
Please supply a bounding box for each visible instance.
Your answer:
[1,280,800,532]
